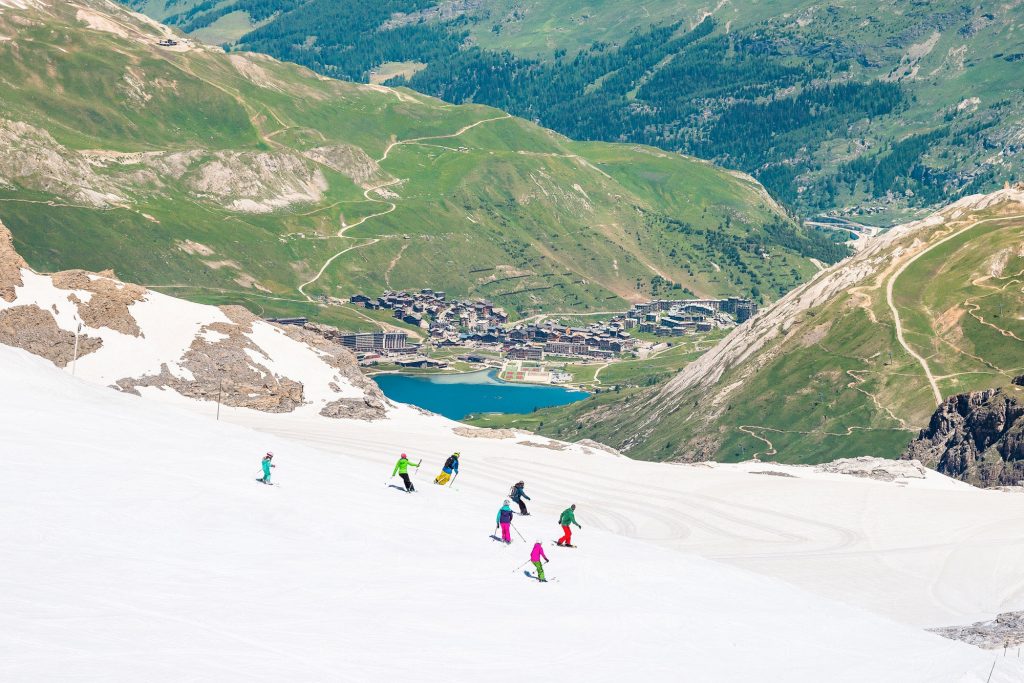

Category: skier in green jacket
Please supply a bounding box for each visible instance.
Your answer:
[392,453,420,493]
[556,504,581,547]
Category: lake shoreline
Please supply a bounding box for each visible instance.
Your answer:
[373,369,590,421]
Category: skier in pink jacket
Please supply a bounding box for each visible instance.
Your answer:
[530,541,549,582]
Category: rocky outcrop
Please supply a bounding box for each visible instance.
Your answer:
[452,426,529,439]
[0,119,125,207]
[578,439,623,457]
[111,309,389,419]
[517,439,570,451]
[319,396,387,421]
[115,306,306,413]
[902,379,1024,487]
[931,611,1024,649]
[51,270,147,337]
[303,145,391,187]
[816,456,928,482]
[185,151,327,213]
[0,221,26,302]
[0,305,102,367]
[281,322,388,420]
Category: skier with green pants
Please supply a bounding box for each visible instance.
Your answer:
[556,504,581,547]
[392,453,420,493]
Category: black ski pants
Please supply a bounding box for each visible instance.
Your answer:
[515,498,528,514]
[400,473,414,492]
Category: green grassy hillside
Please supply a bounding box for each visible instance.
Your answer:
[130,0,1024,220]
[0,0,839,328]
[500,191,1024,462]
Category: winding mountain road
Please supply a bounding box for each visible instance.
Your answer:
[298,115,512,303]
[885,213,1024,406]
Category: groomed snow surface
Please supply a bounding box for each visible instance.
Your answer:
[3,345,1022,682]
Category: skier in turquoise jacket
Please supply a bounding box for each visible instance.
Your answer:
[259,452,275,484]
[496,500,514,544]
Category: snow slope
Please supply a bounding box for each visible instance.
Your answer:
[1,344,1018,682]
[215,402,1024,629]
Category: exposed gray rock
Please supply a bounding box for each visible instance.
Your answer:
[930,611,1024,649]
[578,439,622,457]
[816,456,928,482]
[517,440,569,451]
[902,381,1024,487]
[452,426,528,439]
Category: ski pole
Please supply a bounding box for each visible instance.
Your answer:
[510,522,527,543]
[512,560,531,574]
[414,459,422,477]
[449,471,459,487]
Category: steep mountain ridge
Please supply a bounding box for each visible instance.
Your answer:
[0,0,834,331]
[529,188,1024,463]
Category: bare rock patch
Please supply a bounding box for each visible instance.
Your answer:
[51,270,146,337]
[0,305,102,366]
[0,221,27,302]
[816,456,928,482]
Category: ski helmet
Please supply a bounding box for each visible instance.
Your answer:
[266,451,274,458]
[503,499,510,506]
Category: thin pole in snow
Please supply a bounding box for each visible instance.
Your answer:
[71,320,81,377]
[986,659,996,683]
[216,379,223,421]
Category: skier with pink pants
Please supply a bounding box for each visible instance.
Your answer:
[530,541,549,582]
[496,500,514,544]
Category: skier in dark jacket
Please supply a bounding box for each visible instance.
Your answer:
[510,481,531,515]
[434,452,460,485]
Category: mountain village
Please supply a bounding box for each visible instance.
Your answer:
[318,289,759,383]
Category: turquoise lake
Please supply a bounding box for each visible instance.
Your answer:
[372,369,589,420]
